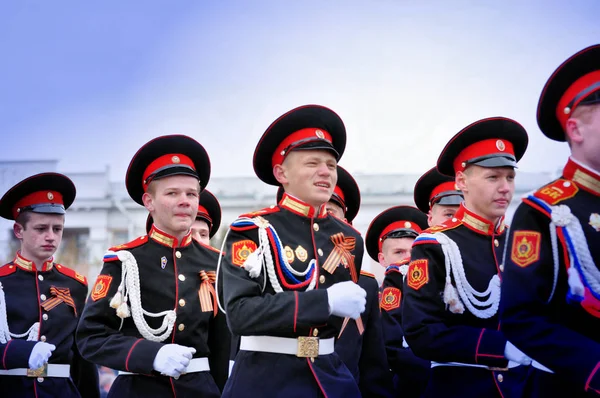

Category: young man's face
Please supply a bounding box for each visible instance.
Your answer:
[275,150,338,208]
[457,165,515,222]
[568,104,600,171]
[377,236,414,267]
[14,212,64,262]
[142,175,200,238]
[428,204,459,227]
[325,201,345,220]
[191,219,210,246]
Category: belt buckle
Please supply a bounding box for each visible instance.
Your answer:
[27,363,48,378]
[296,336,319,358]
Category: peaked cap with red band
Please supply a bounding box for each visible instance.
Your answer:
[126,135,210,205]
[537,44,600,141]
[146,189,221,238]
[437,117,528,177]
[365,206,428,262]
[275,165,360,223]
[414,167,463,213]
[253,105,346,186]
[0,173,76,220]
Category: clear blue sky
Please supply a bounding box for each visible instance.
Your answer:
[1,0,599,181]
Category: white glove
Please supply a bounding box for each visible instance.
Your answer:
[153,344,196,378]
[28,342,56,369]
[327,281,367,319]
[504,341,532,365]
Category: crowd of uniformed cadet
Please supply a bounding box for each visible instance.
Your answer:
[0,44,598,398]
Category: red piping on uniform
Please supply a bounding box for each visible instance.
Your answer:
[522,199,551,218]
[125,339,143,372]
[309,218,320,289]
[492,371,506,398]
[585,362,600,391]
[34,270,42,341]
[293,292,298,332]
[170,377,177,397]
[307,358,328,398]
[172,248,180,343]
[475,329,485,364]
[2,340,12,368]
[477,353,505,358]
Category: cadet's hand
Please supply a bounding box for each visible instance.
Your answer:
[327,281,367,319]
[153,344,196,378]
[28,342,56,369]
[504,341,532,365]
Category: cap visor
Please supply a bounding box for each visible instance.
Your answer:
[29,204,67,215]
[436,194,464,206]
[471,156,517,169]
[292,142,340,159]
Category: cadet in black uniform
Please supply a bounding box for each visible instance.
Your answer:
[77,135,230,397]
[366,205,429,397]
[0,173,99,398]
[402,118,532,398]
[221,105,367,398]
[500,44,600,397]
[308,165,394,397]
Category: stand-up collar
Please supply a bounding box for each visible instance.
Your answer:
[149,225,193,248]
[456,203,505,236]
[13,251,53,272]
[565,157,600,197]
[279,192,328,219]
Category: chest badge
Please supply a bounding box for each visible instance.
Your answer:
[284,246,295,263]
[590,213,600,232]
[295,246,308,262]
[161,256,167,269]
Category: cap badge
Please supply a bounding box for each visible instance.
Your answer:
[171,155,180,164]
[47,192,54,200]
[496,140,506,151]
[315,130,325,139]
[404,221,412,228]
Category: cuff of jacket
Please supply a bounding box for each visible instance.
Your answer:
[474,329,508,368]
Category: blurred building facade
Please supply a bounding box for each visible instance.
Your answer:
[0,160,558,285]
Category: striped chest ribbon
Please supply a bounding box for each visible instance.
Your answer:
[198,270,218,317]
[41,286,77,316]
[322,233,357,282]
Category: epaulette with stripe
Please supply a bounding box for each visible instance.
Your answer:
[422,217,462,234]
[360,270,375,279]
[0,264,17,277]
[239,206,280,219]
[104,236,148,262]
[531,178,578,206]
[55,264,88,286]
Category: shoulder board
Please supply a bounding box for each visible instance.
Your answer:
[54,264,88,286]
[109,235,148,252]
[423,218,462,234]
[239,206,280,218]
[532,179,579,205]
[360,270,375,279]
[0,264,17,277]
